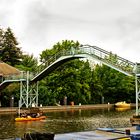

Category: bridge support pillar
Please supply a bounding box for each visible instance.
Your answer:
[19,72,39,108]
[135,74,140,116]
[28,82,39,107]
[134,63,140,116]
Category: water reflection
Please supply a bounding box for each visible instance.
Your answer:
[115,107,131,112]
[0,108,135,139]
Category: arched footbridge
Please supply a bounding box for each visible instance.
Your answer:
[0,45,140,115]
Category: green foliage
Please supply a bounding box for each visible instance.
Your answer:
[40,40,80,62]
[0,27,22,66]
[16,54,38,72]
[0,28,4,60]
[94,64,135,103]
[38,59,92,105]
[1,83,20,107]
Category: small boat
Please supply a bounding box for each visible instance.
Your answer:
[15,116,46,122]
[114,101,130,108]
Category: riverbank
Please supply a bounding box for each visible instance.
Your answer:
[0,104,115,113]
[0,103,137,113]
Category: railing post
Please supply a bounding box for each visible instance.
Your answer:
[20,80,22,108]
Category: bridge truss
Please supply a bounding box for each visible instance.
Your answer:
[19,71,39,108]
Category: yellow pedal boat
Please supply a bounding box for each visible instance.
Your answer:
[115,101,130,108]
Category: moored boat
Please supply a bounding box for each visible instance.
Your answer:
[115,101,130,108]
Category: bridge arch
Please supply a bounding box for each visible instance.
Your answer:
[31,53,134,83]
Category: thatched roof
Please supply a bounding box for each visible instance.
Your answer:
[0,61,20,76]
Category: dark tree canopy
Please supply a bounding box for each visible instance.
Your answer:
[0,27,22,66]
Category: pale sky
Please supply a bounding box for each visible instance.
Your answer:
[1,0,140,62]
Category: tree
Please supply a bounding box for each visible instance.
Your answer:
[40,40,80,62]
[94,63,135,103]
[90,64,104,104]
[0,27,22,66]
[16,54,38,72]
[0,28,4,59]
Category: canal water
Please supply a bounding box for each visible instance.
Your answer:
[0,107,135,139]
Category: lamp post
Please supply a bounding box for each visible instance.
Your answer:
[64,96,67,105]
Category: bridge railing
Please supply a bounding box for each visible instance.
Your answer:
[33,44,136,78]
[35,49,73,75]
[79,45,135,75]
[0,71,27,83]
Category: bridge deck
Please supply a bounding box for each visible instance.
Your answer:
[0,79,26,90]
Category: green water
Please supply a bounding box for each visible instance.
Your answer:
[0,108,135,139]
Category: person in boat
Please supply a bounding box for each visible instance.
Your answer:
[31,113,37,118]
[36,112,41,118]
[20,112,34,118]
[20,112,27,118]
[35,112,43,118]
[27,115,32,118]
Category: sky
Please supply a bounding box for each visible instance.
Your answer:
[0,0,140,62]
